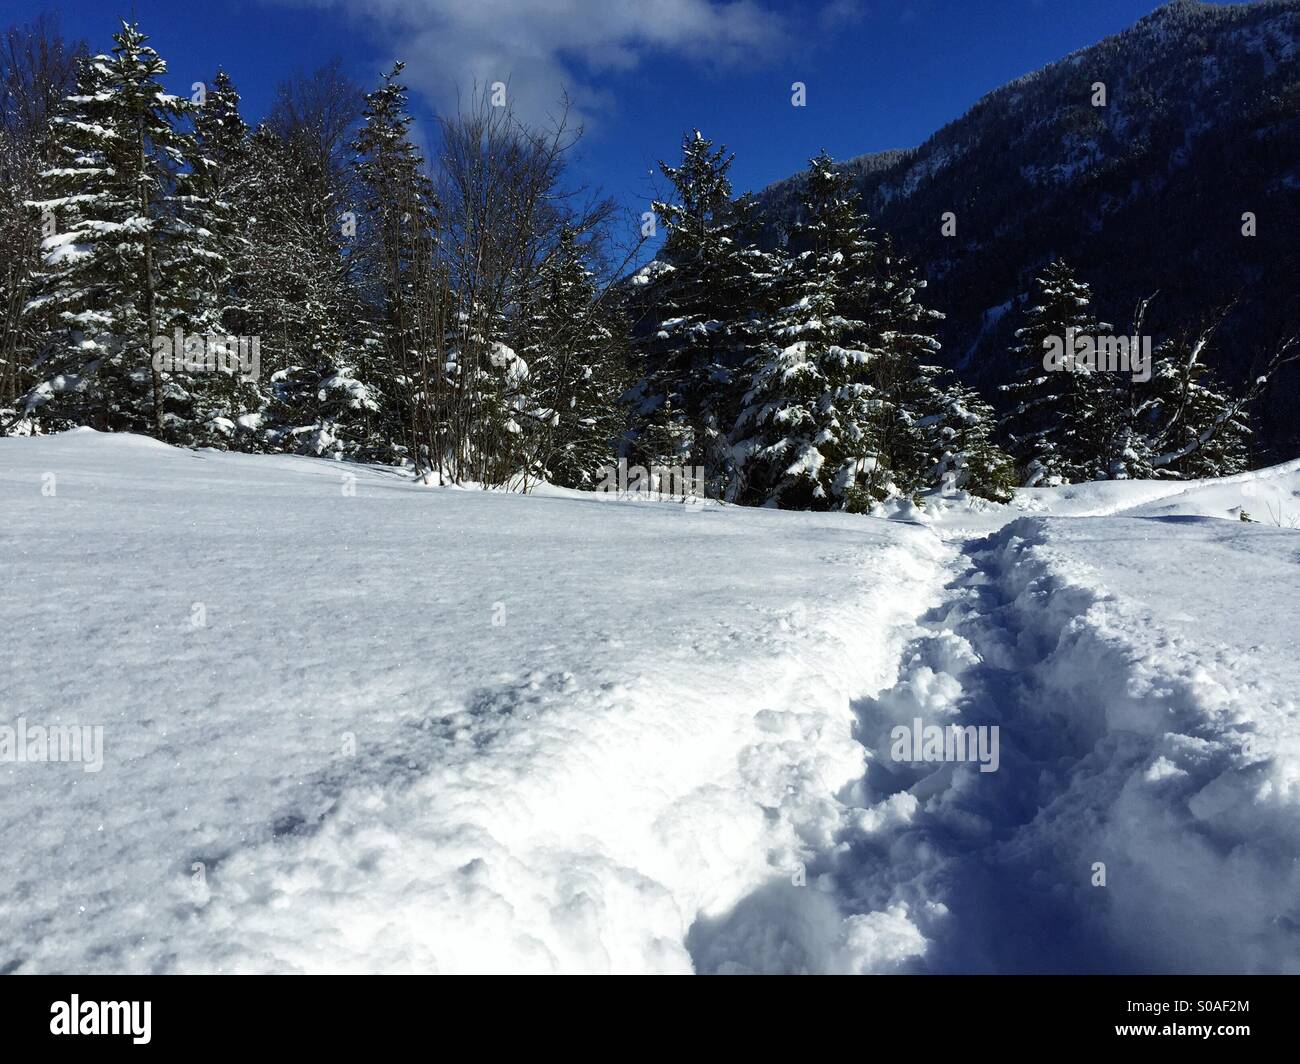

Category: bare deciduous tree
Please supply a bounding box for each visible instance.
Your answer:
[0,15,83,422]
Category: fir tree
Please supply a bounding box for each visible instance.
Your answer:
[167,68,263,446]
[0,17,83,427]
[732,152,882,509]
[733,151,954,509]
[244,121,380,459]
[351,61,438,469]
[23,23,198,438]
[927,381,1018,502]
[631,131,776,496]
[190,69,251,337]
[515,227,628,489]
[861,237,948,499]
[1118,314,1251,479]
[1000,260,1117,485]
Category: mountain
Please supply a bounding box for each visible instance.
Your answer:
[756,0,1300,461]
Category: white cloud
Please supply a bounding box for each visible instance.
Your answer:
[273,0,788,127]
[819,0,868,30]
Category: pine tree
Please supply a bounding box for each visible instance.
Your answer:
[861,237,948,499]
[23,24,197,438]
[239,126,310,385]
[999,260,1117,485]
[166,68,263,446]
[190,69,251,338]
[0,17,83,429]
[1119,320,1250,479]
[243,122,380,459]
[732,152,882,509]
[351,61,438,469]
[631,131,776,496]
[733,152,956,509]
[926,381,1018,502]
[515,227,628,489]
[733,272,881,509]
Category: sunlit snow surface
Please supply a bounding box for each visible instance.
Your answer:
[1,430,1298,973]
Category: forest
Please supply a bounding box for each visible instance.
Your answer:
[2,16,1294,510]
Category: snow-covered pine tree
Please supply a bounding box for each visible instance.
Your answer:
[21,52,122,431]
[0,116,31,424]
[0,18,83,429]
[0,111,32,423]
[733,152,958,509]
[860,234,948,499]
[189,70,252,341]
[351,61,438,471]
[1120,317,1250,479]
[999,259,1117,485]
[926,381,1018,502]
[244,121,383,459]
[23,23,197,438]
[166,67,264,447]
[631,130,777,496]
[238,126,310,389]
[732,262,880,509]
[515,226,629,489]
[731,151,882,510]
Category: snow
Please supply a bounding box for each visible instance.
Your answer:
[0,429,946,974]
[629,260,674,286]
[943,516,1300,972]
[3,428,1299,973]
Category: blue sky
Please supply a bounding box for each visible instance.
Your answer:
[3,0,1209,237]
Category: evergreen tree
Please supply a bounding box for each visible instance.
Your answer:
[515,227,628,489]
[733,152,955,508]
[631,131,777,496]
[926,381,1018,502]
[351,61,438,469]
[1000,260,1117,485]
[1119,320,1250,479]
[243,121,381,458]
[23,23,198,438]
[732,152,882,509]
[0,17,83,428]
[861,237,948,499]
[167,68,263,446]
[190,69,251,338]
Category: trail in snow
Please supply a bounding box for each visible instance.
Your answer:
[802,528,1127,973]
[3,431,1299,973]
[768,514,1300,974]
[690,529,1110,974]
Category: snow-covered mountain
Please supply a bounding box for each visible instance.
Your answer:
[757,0,1300,461]
[3,429,1298,973]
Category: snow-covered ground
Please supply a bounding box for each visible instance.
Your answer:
[2,430,1298,973]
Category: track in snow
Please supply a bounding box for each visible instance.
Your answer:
[733,515,1300,975]
[4,432,1298,973]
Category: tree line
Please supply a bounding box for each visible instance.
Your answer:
[2,18,1290,509]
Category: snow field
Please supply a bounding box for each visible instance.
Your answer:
[3,430,1299,972]
[0,430,949,973]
